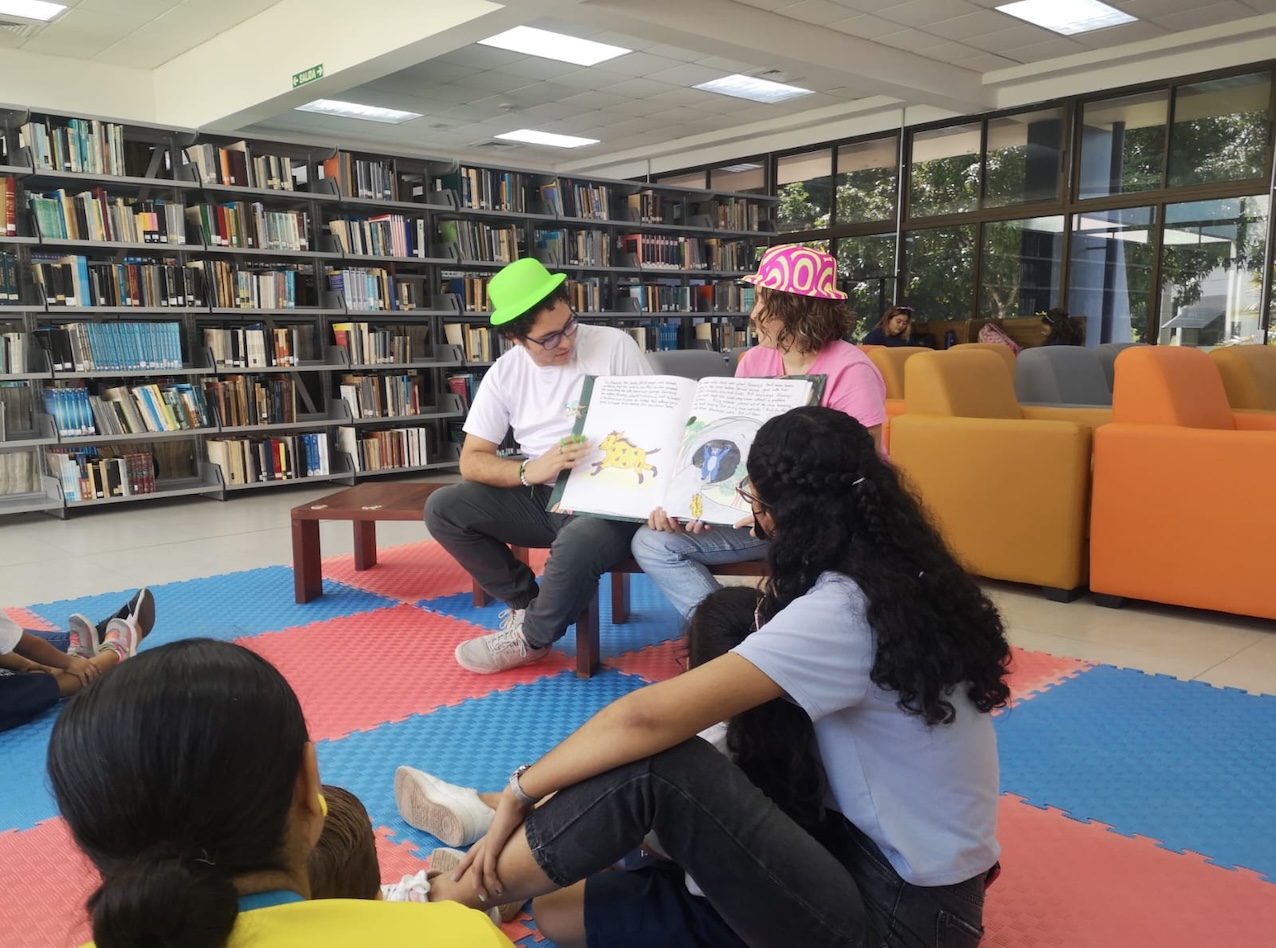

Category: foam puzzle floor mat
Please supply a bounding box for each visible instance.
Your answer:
[2,540,1273,946]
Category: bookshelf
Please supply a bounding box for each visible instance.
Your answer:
[0,105,776,517]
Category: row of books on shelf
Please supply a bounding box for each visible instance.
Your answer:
[187,203,309,251]
[331,321,431,366]
[204,376,305,429]
[184,142,297,192]
[28,191,187,245]
[37,321,185,372]
[439,219,520,264]
[443,323,510,364]
[203,260,310,310]
[328,215,431,259]
[20,119,128,177]
[338,425,433,473]
[534,229,611,268]
[53,449,160,501]
[32,255,202,309]
[0,177,18,236]
[321,153,399,202]
[327,267,429,312]
[337,373,427,421]
[445,373,476,411]
[436,168,532,213]
[624,323,685,353]
[2,331,28,374]
[43,381,208,437]
[619,234,708,270]
[204,325,316,368]
[0,449,36,496]
[0,252,19,301]
[208,432,331,485]
[714,198,766,232]
[538,181,611,221]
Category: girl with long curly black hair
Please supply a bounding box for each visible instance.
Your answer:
[426,405,1011,948]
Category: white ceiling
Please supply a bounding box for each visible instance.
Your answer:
[6,0,1276,171]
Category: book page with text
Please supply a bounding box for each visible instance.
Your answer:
[551,374,696,521]
[663,376,815,525]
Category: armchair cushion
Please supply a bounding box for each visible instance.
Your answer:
[1209,345,1276,410]
[904,349,1022,420]
[1113,346,1235,429]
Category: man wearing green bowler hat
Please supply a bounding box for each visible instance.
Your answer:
[426,258,651,673]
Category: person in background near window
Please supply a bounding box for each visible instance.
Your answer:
[861,305,915,347]
[1042,308,1083,346]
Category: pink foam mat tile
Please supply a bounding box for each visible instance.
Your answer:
[605,639,685,683]
[1000,646,1095,712]
[0,818,94,948]
[984,795,1276,947]
[321,541,480,603]
[373,825,430,881]
[3,607,58,632]
[240,604,577,740]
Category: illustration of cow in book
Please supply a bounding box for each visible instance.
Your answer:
[591,431,659,484]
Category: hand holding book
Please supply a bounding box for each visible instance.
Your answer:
[524,434,592,486]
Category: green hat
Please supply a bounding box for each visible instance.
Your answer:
[489,258,568,326]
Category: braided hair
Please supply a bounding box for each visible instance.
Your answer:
[747,406,1011,724]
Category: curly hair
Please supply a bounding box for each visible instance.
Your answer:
[747,406,1011,725]
[684,586,828,833]
[499,282,570,341]
[755,286,854,354]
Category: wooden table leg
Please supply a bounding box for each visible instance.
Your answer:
[473,583,491,608]
[575,590,601,678]
[353,520,377,571]
[611,572,631,625]
[292,518,322,604]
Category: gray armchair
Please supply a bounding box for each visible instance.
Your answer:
[646,349,736,379]
[1016,347,1112,407]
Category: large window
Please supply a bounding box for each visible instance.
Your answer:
[979,216,1065,320]
[984,109,1065,207]
[1079,92,1168,199]
[909,124,981,218]
[904,225,976,320]
[1168,72,1273,188]
[654,170,707,189]
[776,150,832,233]
[835,136,898,224]
[836,233,896,332]
[710,161,767,195]
[1069,207,1157,344]
[1158,196,1269,347]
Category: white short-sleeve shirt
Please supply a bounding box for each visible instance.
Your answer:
[1,614,23,654]
[462,324,651,460]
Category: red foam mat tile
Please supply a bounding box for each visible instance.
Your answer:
[1001,646,1095,711]
[0,818,94,947]
[985,795,1276,947]
[3,607,58,632]
[605,639,685,683]
[321,541,479,603]
[240,604,577,741]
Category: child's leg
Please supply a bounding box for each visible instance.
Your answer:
[0,673,61,732]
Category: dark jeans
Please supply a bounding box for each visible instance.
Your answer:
[424,482,640,649]
[0,670,60,733]
[525,739,988,948]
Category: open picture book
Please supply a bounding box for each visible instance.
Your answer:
[547,374,824,524]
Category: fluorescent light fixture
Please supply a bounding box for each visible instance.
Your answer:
[494,128,599,148]
[295,99,422,125]
[478,26,631,66]
[694,74,813,104]
[995,0,1136,35]
[720,162,763,173]
[0,0,66,21]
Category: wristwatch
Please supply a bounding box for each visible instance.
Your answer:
[509,763,538,807]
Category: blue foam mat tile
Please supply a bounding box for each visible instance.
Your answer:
[26,567,398,647]
[419,572,684,658]
[0,709,60,830]
[995,663,1276,881]
[315,668,647,851]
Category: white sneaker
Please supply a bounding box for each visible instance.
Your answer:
[394,766,495,847]
[453,609,549,674]
[66,614,100,658]
[381,868,504,925]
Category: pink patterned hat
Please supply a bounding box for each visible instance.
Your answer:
[742,244,847,300]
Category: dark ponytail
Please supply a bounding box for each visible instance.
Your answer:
[748,407,1011,725]
[48,639,310,948]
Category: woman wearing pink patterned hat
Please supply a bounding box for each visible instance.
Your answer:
[632,243,888,621]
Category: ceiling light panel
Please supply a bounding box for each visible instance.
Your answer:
[0,0,66,21]
[478,26,631,66]
[995,0,1137,36]
[295,100,422,124]
[494,128,600,148]
[694,74,813,104]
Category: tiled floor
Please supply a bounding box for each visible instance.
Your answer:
[2,476,1273,696]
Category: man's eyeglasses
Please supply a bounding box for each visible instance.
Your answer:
[525,313,579,351]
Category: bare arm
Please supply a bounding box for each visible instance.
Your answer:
[459,434,592,487]
[14,631,98,685]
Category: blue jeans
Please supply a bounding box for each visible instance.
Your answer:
[630,526,768,621]
[525,738,989,948]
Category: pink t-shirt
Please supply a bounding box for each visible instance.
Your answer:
[736,340,887,429]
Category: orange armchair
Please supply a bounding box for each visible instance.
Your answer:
[867,346,929,453]
[1209,345,1276,411]
[890,349,1092,599]
[1090,346,1276,620]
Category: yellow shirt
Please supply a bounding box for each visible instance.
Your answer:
[84,898,514,947]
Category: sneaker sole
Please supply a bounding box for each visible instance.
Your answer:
[429,849,524,923]
[395,767,483,847]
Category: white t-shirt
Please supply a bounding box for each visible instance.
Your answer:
[462,324,651,460]
[0,614,22,655]
[733,572,1001,886]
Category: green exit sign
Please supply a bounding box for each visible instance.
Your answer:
[292,64,324,89]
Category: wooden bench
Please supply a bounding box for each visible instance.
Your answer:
[291,483,766,678]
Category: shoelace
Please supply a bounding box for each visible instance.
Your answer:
[487,624,528,658]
